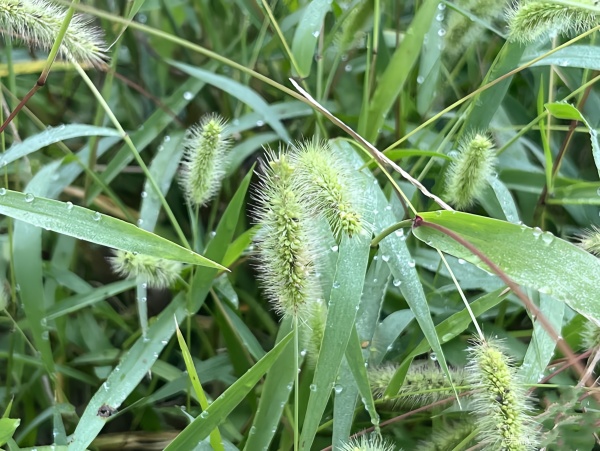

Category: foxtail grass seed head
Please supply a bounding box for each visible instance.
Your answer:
[444,0,508,59]
[300,298,327,367]
[577,225,600,256]
[0,0,107,66]
[290,140,365,238]
[339,434,396,451]
[581,319,600,350]
[507,0,600,43]
[414,421,475,451]
[179,114,231,207]
[467,338,539,450]
[445,133,496,209]
[368,362,466,409]
[253,150,320,317]
[108,250,183,289]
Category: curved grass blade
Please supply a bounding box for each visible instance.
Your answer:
[1,124,121,167]
[291,0,331,77]
[412,211,600,324]
[0,189,223,268]
[163,332,294,450]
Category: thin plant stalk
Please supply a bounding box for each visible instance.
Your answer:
[72,62,191,249]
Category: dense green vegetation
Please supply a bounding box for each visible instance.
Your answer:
[1,0,600,450]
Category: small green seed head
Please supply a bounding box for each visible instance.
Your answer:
[179,114,231,207]
[339,435,396,451]
[414,421,475,451]
[290,139,366,238]
[446,132,496,209]
[108,250,183,289]
[0,0,107,66]
[507,0,600,43]
[368,362,466,408]
[253,149,320,317]
[577,225,600,256]
[467,338,539,450]
[581,320,600,350]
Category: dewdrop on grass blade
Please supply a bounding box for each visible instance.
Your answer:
[252,149,320,317]
[179,114,231,207]
[290,139,365,238]
[466,338,539,450]
[0,0,107,66]
[445,133,496,210]
[108,250,183,289]
[507,0,600,43]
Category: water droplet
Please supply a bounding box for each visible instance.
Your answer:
[395,229,404,237]
[597,187,600,196]
[344,64,353,72]
[24,193,34,203]
[183,91,193,100]
[542,232,554,245]
[333,281,340,288]
[334,384,343,394]
[137,218,144,226]
[430,352,437,361]
[438,28,446,37]
[0,188,5,196]
[408,260,416,268]
[256,120,265,127]
[93,212,102,221]
[141,191,148,198]
[417,75,425,84]
[393,278,402,287]
[438,2,446,9]
[200,411,209,418]
[381,255,390,262]
[436,13,444,21]
[457,258,466,265]
[532,227,542,239]
[448,150,459,159]
[300,349,307,357]
[286,382,293,390]
[312,30,320,38]
[330,245,339,252]
[309,384,317,392]
[249,426,256,435]
[163,135,171,142]
[65,201,74,211]
[373,278,378,283]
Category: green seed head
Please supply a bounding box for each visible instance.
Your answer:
[108,250,183,289]
[290,139,366,238]
[507,0,599,43]
[467,338,539,450]
[577,225,600,256]
[339,435,396,451]
[0,0,107,66]
[179,114,231,207]
[581,319,600,350]
[253,149,320,317]
[445,132,496,209]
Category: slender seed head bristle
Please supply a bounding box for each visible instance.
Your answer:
[339,435,396,451]
[445,0,508,59]
[445,132,496,209]
[368,362,466,408]
[179,114,231,207]
[581,320,600,350]
[253,149,320,317]
[290,139,365,238]
[507,0,600,43]
[301,298,327,367]
[414,421,475,451]
[577,225,600,256]
[467,338,539,450]
[108,250,183,289]
[0,0,107,66]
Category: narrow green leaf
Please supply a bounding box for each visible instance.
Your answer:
[1,124,121,167]
[524,45,600,70]
[412,211,600,324]
[551,182,600,205]
[546,102,600,178]
[164,332,294,450]
[0,190,222,268]
[360,0,437,142]
[0,418,20,447]
[175,321,224,451]
[291,0,331,77]
[168,61,291,142]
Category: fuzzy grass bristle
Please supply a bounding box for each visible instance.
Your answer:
[108,250,183,289]
[339,434,396,451]
[577,225,600,256]
[0,0,107,66]
[252,149,321,317]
